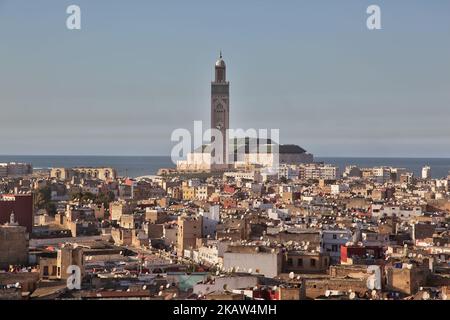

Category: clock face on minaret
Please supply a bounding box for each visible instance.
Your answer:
[211,52,229,158]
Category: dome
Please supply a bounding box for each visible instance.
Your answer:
[215,51,226,68]
[215,58,226,68]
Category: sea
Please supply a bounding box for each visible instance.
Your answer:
[0,155,450,179]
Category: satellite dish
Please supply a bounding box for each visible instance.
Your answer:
[289,272,295,280]
[349,292,356,300]
[158,291,163,296]
[422,292,430,300]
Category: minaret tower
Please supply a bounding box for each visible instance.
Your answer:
[211,51,230,162]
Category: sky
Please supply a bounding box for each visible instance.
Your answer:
[0,0,449,157]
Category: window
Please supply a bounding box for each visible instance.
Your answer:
[332,244,338,252]
[43,266,49,276]
[310,259,316,267]
[287,258,293,266]
[297,258,303,267]
[333,234,337,240]
[52,266,57,276]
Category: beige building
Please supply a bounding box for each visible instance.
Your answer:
[195,185,215,201]
[177,216,202,256]
[0,218,29,269]
[283,251,330,274]
[109,201,133,221]
[182,186,196,201]
[39,244,84,281]
[111,227,133,246]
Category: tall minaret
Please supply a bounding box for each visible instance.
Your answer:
[211,51,230,162]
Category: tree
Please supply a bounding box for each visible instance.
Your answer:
[36,186,56,215]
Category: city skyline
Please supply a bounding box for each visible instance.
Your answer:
[1,0,450,157]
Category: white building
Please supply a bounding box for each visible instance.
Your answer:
[278,164,299,180]
[200,205,220,238]
[193,275,259,296]
[422,166,431,180]
[223,171,263,183]
[330,184,350,195]
[371,204,422,221]
[321,229,353,263]
[300,164,339,180]
[268,208,290,221]
[372,167,391,183]
[361,231,390,247]
[223,246,282,278]
[197,246,221,266]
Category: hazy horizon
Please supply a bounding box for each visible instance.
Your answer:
[1,0,449,157]
[2,154,450,159]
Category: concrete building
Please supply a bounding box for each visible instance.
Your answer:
[385,263,430,295]
[109,201,132,222]
[278,164,299,180]
[0,162,32,177]
[422,166,431,180]
[371,204,422,221]
[283,251,330,274]
[373,167,392,183]
[223,171,263,183]
[299,164,339,180]
[39,244,84,280]
[200,205,220,238]
[223,246,282,278]
[0,213,29,269]
[321,229,353,264]
[177,215,202,256]
[193,275,259,296]
[196,185,215,201]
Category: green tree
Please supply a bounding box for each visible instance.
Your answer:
[36,186,56,215]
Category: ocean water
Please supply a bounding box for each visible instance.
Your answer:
[0,155,449,179]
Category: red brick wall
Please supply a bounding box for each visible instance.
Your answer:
[0,194,33,233]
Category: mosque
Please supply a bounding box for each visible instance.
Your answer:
[176,53,313,172]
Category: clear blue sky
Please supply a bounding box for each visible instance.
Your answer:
[1,0,449,157]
